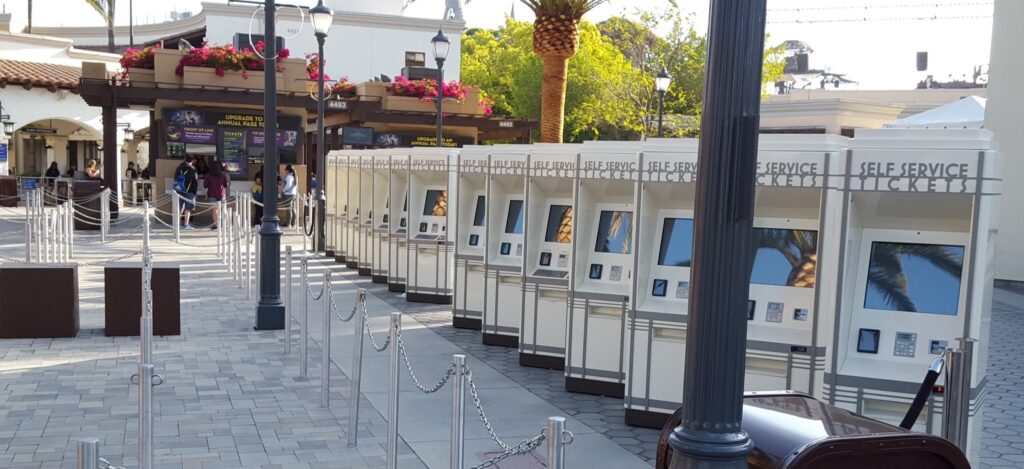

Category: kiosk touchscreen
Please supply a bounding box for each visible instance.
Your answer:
[387,152,410,292]
[824,129,999,464]
[405,148,458,303]
[481,148,529,347]
[330,151,350,263]
[356,153,375,276]
[370,152,391,283]
[565,141,640,397]
[520,144,580,370]
[453,146,490,329]
[624,136,845,428]
[344,151,362,270]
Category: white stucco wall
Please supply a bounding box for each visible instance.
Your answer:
[987,0,1024,282]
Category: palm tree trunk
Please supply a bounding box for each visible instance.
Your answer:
[540,54,570,143]
[108,27,115,52]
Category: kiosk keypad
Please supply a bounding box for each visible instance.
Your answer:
[533,269,569,279]
[893,332,918,358]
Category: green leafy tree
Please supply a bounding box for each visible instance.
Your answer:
[84,0,116,53]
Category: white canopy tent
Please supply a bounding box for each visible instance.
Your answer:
[885,95,987,129]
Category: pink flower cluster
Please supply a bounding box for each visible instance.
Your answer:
[479,96,495,117]
[175,41,291,79]
[305,52,330,81]
[118,44,160,79]
[386,76,470,101]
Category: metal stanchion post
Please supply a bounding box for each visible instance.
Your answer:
[300,256,309,379]
[348,289,366,447]
[450,354,466,469]
[547,417,567,469]
[100,189,109,243]
[247,198,253,299]
[43,211,51,263]
[942,347,966,446]
[172,191,180,242]
[138,362,154,469]
[386,312,401,469]
[217,200,224,257]
[285,246,292,354]
[76,438,99,469]
[68,197,74,258]
[24,197,31,262]
[235,212,243,285]
[321,270,332,408]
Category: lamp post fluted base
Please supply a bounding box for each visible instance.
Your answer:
[667,429,753,469]
[256,230,285,330]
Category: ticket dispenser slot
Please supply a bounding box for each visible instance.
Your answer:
[519,144,579,370]
[825,129,999,466]
[356,153,376,276]
[344,151,362,270]
[566,142,639,398]
[453,147,489,330]
[370,153,391,284]
[482,151,528,348]
[626,135,844,429]
[405,148,457,304]
[387,154,410,292]
[331,151,351,263]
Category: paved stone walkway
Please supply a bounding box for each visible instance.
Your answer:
[1,205,1023,468]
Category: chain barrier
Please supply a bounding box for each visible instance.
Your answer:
[469,432,548,469]
[75,249,144,266]
[98,458,127,469]
[329,281,358,323]
[396,329,456,394]
[362,302,391,352]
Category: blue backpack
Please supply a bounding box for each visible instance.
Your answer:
[172,172,186,192]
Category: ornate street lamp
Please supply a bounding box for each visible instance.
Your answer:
[431,29,450,148]
[655,69,671,138]
[0,100,12,137]
[311,0,334,253]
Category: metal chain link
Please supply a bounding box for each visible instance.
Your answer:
[0,253,27,262]
[397,329,455,393]
[465,365,528,452]
[98,457,127,469]
[330,284,357,323]
[362,302,390,352]
[76,250,143,266]
[469,433,547,469]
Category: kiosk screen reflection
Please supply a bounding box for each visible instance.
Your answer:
[657,218,694,267]
[423,190,448,216]
[545,205,573,243]
[595,211,633,254]
[473,196,486,226]
[505,200,525,234]
[863,241,964,315]
[750,228,818,288]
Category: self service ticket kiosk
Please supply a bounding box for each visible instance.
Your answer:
[565,141,640,397]
[370,151,391,284]
[481,147,530,347]
[519,144,580,370]
[330,151,350,263]
[453,146,490,329]
[387,152,411,292]
[823,129,999,464]
[355,152,375,276]
[325,153,338,257]
[344,151,362,270]
[405,147,457,303]
[624,135,846,428]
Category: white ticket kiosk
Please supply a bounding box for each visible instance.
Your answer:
[565,141,640,397]
[355,152,375,276]
[481,147,529,347]
[623,135,845,428]
[344,151,362,270]
[824,129,998,464]
[370,151,391,284]
[519,144,580,370]
[387,152,411,292]
[330,151,350,263]
[325,153,338,258]
[405,148,458,303]
[453,146,490,329]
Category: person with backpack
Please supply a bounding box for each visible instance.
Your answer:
[204,161,230,230]
[281,165,298,227]
[173,156,199,229]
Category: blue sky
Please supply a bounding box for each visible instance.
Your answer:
[864,244,964,315]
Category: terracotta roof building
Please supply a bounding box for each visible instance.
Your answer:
[0,59,81,89]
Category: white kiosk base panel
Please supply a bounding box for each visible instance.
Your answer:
[454,255,484,330]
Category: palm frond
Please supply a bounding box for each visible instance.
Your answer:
[83,0,114,26]
[895,244,964,278]
[520,0,607,18]
[866,252,916,311]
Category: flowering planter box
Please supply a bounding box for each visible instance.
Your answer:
[445,89,484,115]
[182,66,282,90]
[127,68,155,87]
[153,48,184,87]
[382,95,438,113]
[281,57,307,93]
[358,82,388,101]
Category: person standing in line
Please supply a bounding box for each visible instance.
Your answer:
[281,165,298,227]
[205,161,230,230]
[85,159,101,180]
[251,173,264,226]
[125,161,138,179]
[174,156,199,229]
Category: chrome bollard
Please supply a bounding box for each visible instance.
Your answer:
[76,438,99,469]
[217,200,224,258]
[24,191,31,262]
[246,197,253,299]
[348,289,367,448]
[235,212,243,285]
[321,270,332,408]
[450,354,466,469]
[68,198,74,257]
[172,191,180,242]
[100,189,109,243]
[547,416,567,469]
[138,363,154,469]
[285,246,292,355]
[386,312,401,469]
[300,256,309,379]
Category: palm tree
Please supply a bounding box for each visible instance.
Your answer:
[752,229,818,288]
[521,0,607,142]
[865,243,963,312]
[84,0,116,53]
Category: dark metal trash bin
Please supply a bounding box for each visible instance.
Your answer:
[71,180,102,230]
[0,263,79,338]
[0,176,17,207]
[656,391,969,469]
[104,262,181,336]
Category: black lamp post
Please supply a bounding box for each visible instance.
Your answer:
[256,0,285,330]
[311,0,334,253]
[431,29,450,148]
[655,69,671,138]
[0,100,13,137]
